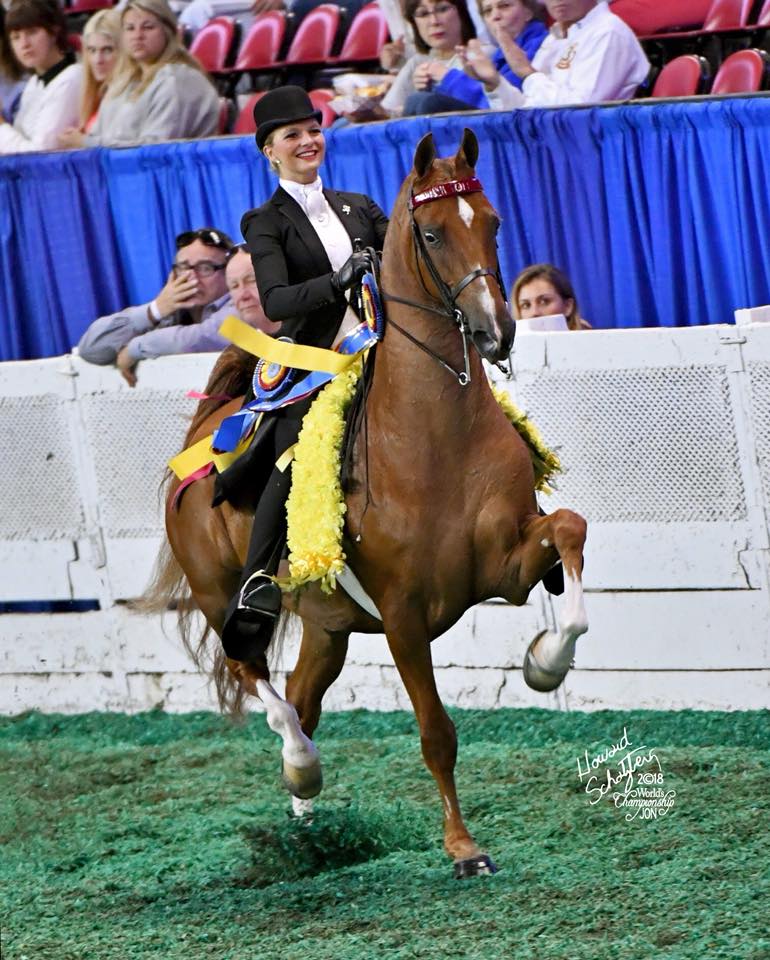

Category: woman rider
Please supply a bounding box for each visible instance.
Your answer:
[217,86,389,662]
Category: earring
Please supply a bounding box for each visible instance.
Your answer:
[274,158,281,166]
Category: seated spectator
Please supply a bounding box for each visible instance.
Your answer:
[78,227,236,385]
[339,0,477,123]
[58,8,121,147]
[459,0,649,109]
[64,0,219,149]
[224,245,281,336]
[405,0,547,115]
[512,263,591,329]
[0,0,82,154]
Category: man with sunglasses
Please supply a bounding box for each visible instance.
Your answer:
[78,227,235,386]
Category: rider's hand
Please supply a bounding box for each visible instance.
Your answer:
[116,346,138,387]
[155,269,200,317]
[331,251,371,293]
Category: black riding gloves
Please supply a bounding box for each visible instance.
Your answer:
[330,251,371,293]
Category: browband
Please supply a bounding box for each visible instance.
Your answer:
[409,177,483,210]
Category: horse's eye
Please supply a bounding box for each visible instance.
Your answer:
[423,229,440,245]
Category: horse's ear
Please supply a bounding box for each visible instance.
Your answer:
[457,128,479,170]
[413,133,436,178]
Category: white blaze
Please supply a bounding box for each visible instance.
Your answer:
[458,197,474,228]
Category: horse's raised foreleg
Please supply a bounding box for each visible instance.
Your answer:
[384,614,497,877]
[511,508,588,692]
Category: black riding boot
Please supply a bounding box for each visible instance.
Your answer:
[220,465,292,662]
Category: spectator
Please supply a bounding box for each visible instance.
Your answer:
[78,227,236,385]
[64,0,219,149]
[0,0,82,154]
[512,263,591,329]
[341,0,477,123]
[225,245,281,335]
[58,8,121,144]
[459,0,649,109]
[405,0,547,115]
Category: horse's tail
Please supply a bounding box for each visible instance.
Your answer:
[137,539,251,715]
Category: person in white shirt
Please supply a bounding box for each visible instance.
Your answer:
[459,0,649,109]
[61,0,219,149]
[0,0,82,154]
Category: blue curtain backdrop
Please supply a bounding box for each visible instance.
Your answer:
[2,96,770,361]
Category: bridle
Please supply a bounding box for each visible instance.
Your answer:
[379,176,511,387]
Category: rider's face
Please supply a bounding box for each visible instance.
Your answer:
[264,119,326,185]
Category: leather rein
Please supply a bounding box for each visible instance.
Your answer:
[379,176,510,387]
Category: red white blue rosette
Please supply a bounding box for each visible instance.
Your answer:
[360,272,384,338]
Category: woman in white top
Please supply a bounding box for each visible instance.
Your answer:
[0,0,82,155]
[64,0,219,149]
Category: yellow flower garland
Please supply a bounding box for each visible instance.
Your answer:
[280,370,561,594]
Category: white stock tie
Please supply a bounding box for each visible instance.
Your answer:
[305,184,328,224]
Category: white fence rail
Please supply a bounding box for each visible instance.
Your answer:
[1,324,769,714]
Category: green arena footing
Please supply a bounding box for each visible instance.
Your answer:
[2,708,769,960]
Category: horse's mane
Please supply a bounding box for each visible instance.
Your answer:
[183,345,255,446]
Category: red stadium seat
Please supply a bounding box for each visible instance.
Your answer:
[331,2,389,64]
[711,47,770,92]
[232,12,287,71]
[278,3,341,66]
[611,0,710,36]
[189,17,238,73]
[308,87,337,126]
[65,0,114,14]
[651,54,711,95]
[702,0,754,30]
[233,92,267,134]
[636,0,754,39]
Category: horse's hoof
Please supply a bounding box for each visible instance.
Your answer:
[522,629,570,693]
[281,758,323,800]
[453,854,499,879]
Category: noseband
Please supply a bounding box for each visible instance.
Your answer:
[380,176,510,387]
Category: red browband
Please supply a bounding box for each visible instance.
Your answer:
[409,177,483,210]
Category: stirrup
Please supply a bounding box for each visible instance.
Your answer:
[238,571,282,617]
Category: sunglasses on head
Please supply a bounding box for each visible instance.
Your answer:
[225,242,249,262]
[175,228,233,252]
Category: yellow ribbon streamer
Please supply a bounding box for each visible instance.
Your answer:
[168,434,214,480]
[275,444,297,473]
[219,315,357,374]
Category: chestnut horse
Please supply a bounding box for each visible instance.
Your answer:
[156,130,588,878]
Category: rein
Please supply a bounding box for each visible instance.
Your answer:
[380,176,509,387]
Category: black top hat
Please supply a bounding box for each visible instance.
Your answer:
[254,86,323,151]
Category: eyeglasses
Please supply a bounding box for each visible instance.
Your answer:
[173,260,227,278]
[175,228,233,252]
[413,2,456,18]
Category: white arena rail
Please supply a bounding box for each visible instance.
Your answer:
[1,323,769,714]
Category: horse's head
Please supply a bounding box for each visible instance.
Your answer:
[400,128,515,365]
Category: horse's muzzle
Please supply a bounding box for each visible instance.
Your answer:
[472,315,515,364]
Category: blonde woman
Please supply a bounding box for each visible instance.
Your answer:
[62,0,218,148]
[80,8,121,132]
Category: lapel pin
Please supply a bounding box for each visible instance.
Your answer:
[342,204,351,215]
